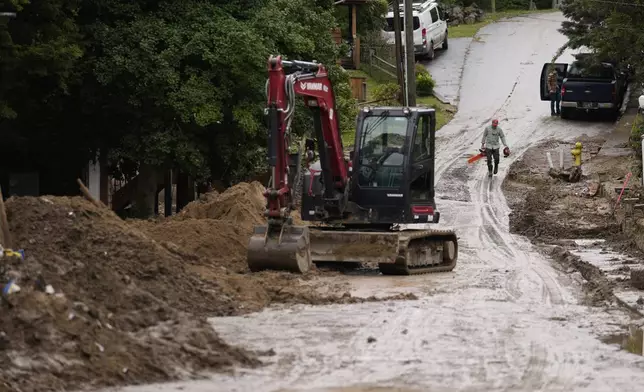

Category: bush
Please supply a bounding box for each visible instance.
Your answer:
[416,72,435,97]
[372,82,401,106]
[415,63,430,77]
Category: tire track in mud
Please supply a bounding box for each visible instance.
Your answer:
[429,20,570,388]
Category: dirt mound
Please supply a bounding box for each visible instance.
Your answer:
[131,182,267,272]
[131,218,250,273]
[0,196,259,392]
[176,181,266,230]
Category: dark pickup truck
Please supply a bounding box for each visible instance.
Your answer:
[540,60,628,120]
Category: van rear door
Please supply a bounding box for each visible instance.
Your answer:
[383,14,421,45]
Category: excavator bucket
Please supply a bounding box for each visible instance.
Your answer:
[247,224,313,273]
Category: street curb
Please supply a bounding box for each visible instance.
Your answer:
[451,37,475,109]
[431,90,450,105]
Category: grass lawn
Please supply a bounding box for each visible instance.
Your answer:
[343,70,456,146]
[449,9,559,38]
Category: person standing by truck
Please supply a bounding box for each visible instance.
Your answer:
[547,67,561,116]
[481,119,509,178]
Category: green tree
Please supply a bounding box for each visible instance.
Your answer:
[559,0,644,79]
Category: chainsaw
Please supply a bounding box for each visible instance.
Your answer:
[467,148,487,164]
[467,146,510,164]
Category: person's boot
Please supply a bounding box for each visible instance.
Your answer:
[493,163,498,175]
[488,169,493,178]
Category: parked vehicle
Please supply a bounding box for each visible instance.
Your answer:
[540,57,628,120]
[382,0,448,60]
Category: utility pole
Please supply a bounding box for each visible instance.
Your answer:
[403,0,416,107]
[491,0,496,13]
[392,0,405,105]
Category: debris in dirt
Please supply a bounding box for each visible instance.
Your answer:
[586,181,601,197]
[367,336,377,343]
[548,166,582,183]
[257,348,277,357]
[631,268,644,290]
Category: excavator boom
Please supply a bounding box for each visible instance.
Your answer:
[247,55,348,273]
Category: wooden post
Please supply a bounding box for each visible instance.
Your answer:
[164,170,173,217]
[176,171,195,213]
[404,0,416,106]
[351,5,358,68]
[99,152,109,205]
[392,0,405,104]
[0,186,11,249]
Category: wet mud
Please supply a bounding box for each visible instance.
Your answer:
[0,183,415,392]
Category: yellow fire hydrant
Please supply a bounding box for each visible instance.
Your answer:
[571,141,582,167]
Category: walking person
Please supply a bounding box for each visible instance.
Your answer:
[547,67,561,116]
[481,119,509,178]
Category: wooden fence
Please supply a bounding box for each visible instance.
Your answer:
[360,44,398,82]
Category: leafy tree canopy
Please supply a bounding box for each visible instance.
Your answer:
[0,0,385,190]
[559,0,644,79]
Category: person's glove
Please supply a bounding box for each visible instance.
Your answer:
[503,146,510,157]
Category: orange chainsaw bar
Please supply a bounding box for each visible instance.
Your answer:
[467,150,486,164]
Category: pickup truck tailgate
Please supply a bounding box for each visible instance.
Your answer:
[562,80,615,103]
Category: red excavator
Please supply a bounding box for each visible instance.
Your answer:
[246,55,458,275]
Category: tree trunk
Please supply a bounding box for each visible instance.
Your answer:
[132,163,159,218]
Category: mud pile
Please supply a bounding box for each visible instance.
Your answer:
[132,182,266,273]
[0,196,260,392]
[131,182,415,303]
[503,139,618,241]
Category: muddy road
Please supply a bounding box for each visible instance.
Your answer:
[110,12,644,392]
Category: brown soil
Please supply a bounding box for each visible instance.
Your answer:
[0,181,417,391]
[502,132,644,303]
[502,136,619,241]
[0,196,258,392]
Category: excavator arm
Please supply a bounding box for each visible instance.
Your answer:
[264,55,348,224]
[247,55,349,273]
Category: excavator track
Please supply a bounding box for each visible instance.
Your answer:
[308,228,458,276]
[376,230,458,275]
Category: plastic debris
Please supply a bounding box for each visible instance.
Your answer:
[0,247,25,260]
[2,280,20,296]
[94,342,105,353]
[45,285,55,295]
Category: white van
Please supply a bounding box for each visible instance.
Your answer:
[382,0,448,60]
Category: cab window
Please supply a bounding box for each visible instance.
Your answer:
[430,7,439,23]
[412,115,430,161]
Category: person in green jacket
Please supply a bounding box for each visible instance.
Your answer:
[481,119,508,177]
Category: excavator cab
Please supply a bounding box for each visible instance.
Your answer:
[349,106,438,225]
[301,106,439,226]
